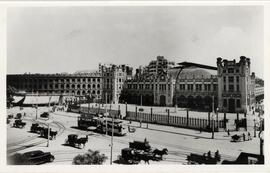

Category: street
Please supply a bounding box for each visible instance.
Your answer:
[7,106,261,165]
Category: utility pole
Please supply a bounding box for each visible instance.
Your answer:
[254,119,256,138]
[35,105,38,120]
[212,95,215,139]
[110,115,114,165]
[47,113,50,147]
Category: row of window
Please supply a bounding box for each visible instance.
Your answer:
[14,83,101,90]
[223,76,240,83]
[223,68,240,74]
[224,84,240,92]
[12,77,101,83]
[223,99,241,108]
[27,89,101,95]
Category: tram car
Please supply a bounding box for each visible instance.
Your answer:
[67,104,80,113]
[78,113,127,136]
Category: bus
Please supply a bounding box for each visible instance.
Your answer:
[77,113,127,136]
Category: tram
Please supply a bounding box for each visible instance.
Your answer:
[77,113,127,136]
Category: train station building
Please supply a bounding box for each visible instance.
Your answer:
[7,56,257,113]
[120,56,256,113]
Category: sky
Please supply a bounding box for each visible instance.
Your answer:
[7,6,264,78]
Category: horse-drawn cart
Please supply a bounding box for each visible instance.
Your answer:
[186,151,221,164]
[117,140,168,164]
[231,134,242,142]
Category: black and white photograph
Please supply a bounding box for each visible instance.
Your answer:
[2,2,268,169]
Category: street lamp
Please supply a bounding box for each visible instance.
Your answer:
[35,105,38,120]
[254,119,257,138]
[110,114,114,165]
[212,95,215,139]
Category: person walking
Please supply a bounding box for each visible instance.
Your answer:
[207,150,211,159]
[243,133,246,141]
[248,132,251,140]
[227,129,230,136]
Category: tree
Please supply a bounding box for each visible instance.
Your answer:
[72,150,108,165]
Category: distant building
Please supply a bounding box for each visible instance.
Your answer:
[145,55,175,75]
[7,72,103,100]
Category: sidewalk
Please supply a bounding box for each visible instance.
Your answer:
[127,120,259,141]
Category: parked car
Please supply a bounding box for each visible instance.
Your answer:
[40,112,49,118]
[22,150,55,165]
[13,119,26,128]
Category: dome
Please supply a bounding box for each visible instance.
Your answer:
[168,67,217,79]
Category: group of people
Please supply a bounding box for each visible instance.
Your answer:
[203,150,221,161]
[242,132,252,141]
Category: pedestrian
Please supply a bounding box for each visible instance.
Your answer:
[248,132,251,140]
[227,129,230,136]
[243,133,246,141]
[207,151,211,159]
[215,150,221,161]
[199,127,202,133]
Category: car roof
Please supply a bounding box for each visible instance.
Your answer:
[23,150,43,156]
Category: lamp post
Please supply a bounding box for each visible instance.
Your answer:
[35,105,38,120]
[110,114,114,165]
[212,95,215,139]
[254,119,256,138]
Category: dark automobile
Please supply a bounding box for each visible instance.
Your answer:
[22,150,55,165]
[40,112,49,118]
[13,119,26,128]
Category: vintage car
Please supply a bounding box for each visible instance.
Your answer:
[30,123,43,134]
[40,112,49,118]
[65,134,88,148]
[22,150,55,165]
[13,119,26,128]
[222,152,264,164]
[15,113,22,119]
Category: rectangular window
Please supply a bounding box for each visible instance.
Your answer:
[237,85,240,91]
[223,99,227,107]
[236,76,239,83]
[236,99,241,108]
[168,84,170,90]
[223,77,226,82]
[224,85,226,91]
[213,84,217,91]
[229,76,234,83]
[204,84,207,91]
[228,68,234,73]
[208,84,211,91]
[229,85,234,92]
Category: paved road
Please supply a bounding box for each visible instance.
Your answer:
[7,107,261,165]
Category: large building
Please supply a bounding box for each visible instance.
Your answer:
[120,56,256,113]
[217,57,256,113]
[7,72,103,100]
[7,56,257,113]
[99,63,133,104]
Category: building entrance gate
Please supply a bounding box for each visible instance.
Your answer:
[160,95,166,106]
